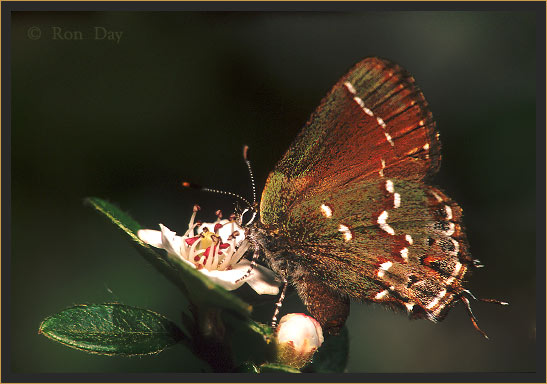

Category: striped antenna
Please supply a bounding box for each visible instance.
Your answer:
[181,181,252,208]
[243,145,257,206]
[181,146,258,213]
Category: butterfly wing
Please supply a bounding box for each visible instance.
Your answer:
[261,57,441,228]
[259,57,472,332]
[282,178,471,323]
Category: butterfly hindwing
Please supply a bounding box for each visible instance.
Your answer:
[282,178,471,322]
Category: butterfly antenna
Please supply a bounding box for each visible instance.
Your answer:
[243,145,257,206]
[181,181,252,208]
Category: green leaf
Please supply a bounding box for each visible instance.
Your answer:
[85,197,251,317]
[258,363,301,373]
[39,304,185,356]
[308,326,349,373]
[246,319,274,338]
[234,362,259,373]
[222,313,275,367]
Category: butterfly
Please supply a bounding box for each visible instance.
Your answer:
[197,57,505,337]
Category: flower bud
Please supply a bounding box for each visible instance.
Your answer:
[275,313,324,368]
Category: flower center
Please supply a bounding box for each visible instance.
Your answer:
[178,207,248,271]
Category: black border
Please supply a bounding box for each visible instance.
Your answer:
[2,1,545,383]
[533,3,547,383]
[1,1,546,11]
[1,371,546,383]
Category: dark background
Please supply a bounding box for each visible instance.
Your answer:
[9,9,538,374]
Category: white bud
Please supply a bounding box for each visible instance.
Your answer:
[275,313,324,368]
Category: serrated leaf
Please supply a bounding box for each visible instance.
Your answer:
[308,326,349,373]
[39,304,185,356]
[259,363,301,373]
[85,197,251,317]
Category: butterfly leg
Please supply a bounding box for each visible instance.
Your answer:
[296,274,350,335]
[271,278,288,329]
[234,241,259,283]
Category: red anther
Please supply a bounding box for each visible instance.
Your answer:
[214,223,223,232]
[215,210,222,218]
[220,243,230,249]
[194,255,201,262]
[193,204,201,212]
[229,213,237,221]
[243,145,250,160]
[182,181,191,188]
[232,231,240,237]
[196,264,204,270]
[185,236,200,246]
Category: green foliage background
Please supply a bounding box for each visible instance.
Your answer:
[11,10,536,373]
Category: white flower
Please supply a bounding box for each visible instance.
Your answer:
[137,206,280,295]
[275,313,324,368]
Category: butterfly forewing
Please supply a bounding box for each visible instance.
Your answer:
[261,57,441,228]
[258,57,474,332]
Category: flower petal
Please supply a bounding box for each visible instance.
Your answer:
[199,260,280,295]
[217,220,245,245]
[137,229,163,248]
[159,224,184,258]
[200,268,248,291]
[138,221,278,295]
[233,260,281,295]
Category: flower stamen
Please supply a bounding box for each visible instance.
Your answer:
[137,205,281,295]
